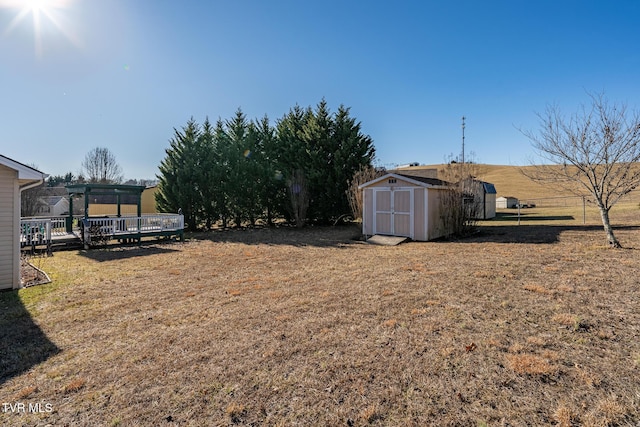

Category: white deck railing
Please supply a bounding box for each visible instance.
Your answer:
[20,218,52,247]
[21,215,82,236]
[21,214,184,249]
[84,214,184,235]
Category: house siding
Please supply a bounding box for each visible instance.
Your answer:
[0,165,18,289]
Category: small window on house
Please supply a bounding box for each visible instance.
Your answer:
[388,178,397,184]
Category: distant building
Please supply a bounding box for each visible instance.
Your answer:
[496,196,518,209]
[467,179,497,220]
[37,196,70,216]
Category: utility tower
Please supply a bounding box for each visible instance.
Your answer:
[461,116,466,164]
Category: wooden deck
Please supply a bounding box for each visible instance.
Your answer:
[21,214,184,251]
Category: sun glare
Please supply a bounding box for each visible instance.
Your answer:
[1,0,77,58]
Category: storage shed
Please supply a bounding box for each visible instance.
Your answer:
[0,155,46,290]
[470,179,497,220]
[359,173,450,241]
[496,196,518,209]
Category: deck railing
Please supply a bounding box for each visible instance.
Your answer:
[21,214,184,250]
[21,215,82,236]
[84,214,184,235]
[20,218,52,248]
[82,214,184,247]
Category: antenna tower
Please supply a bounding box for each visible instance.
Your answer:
[461,116,466,164]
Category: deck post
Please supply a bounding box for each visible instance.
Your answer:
[137,197,142,243]
[66,195,74,232]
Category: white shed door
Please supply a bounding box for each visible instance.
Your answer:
[373,189,412,237]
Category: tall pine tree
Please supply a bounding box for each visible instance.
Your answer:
[156,118,205,230]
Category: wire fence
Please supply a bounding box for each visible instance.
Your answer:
[517,190,640,208]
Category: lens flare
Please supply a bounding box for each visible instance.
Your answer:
[1,0,78,59]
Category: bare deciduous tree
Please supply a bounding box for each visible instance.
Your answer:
[346,165,386,221]
[21,182,46,217]
[81,147,123,184]
[438,160,482,238]
[522,93,640,248]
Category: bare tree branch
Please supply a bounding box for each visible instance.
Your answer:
[521,92,640,247]
[81,147,123,184]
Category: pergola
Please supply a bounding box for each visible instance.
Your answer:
[65,183,146,232]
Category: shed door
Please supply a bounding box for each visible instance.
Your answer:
[373,189,412,237]
[393,190,411,237]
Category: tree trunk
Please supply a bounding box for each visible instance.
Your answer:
[598,206,621,248]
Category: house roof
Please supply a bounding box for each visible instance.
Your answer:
[359,173,449,189]
[41,196,67,206]
[0,154,46,182]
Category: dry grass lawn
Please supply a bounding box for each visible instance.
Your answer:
[2,208,640,425]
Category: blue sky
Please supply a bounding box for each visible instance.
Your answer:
[1,0,639,179]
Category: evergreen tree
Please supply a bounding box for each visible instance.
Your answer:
[275,100,376,224]
[275,105,312,225]
[156,118,204,230]
[254,115,286,225]
[199,117,220,229]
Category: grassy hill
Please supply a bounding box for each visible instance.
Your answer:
[398,164,640,206]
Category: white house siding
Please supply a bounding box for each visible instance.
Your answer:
[0,164,18,289]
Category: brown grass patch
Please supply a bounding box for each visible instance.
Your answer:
[358,404,383,423]
[14,385,38,399]
[382,318,398,328]
[552,313,577,327]
[554,403,578,427]
[574,364,602,388]
[523,283,553,295]
[557,284,575,293]
[506,353,557,376]
[62,378,86,394]
[2,224,640,425]
[584,396,628,427]
[226,402,247,424]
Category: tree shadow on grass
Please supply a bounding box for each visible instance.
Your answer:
[493,212,576,222]
[464,224,599,244]
[189,224,363,247]
[0,290,60,386]
[455,223,640,244]
[78,243,182,262]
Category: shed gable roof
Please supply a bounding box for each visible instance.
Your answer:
[359,173,449,189]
